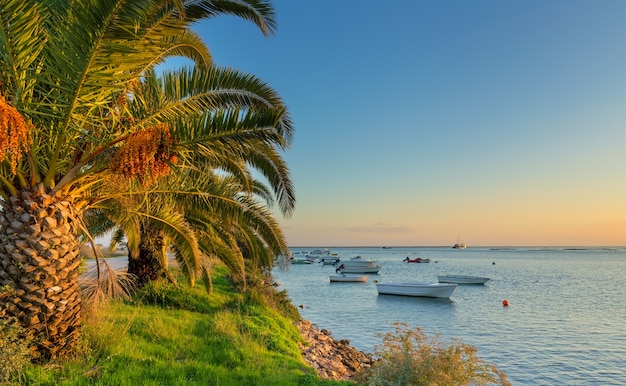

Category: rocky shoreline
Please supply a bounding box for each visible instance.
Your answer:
[296,319,375,381]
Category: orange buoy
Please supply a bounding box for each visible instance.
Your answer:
[502,300,509,307]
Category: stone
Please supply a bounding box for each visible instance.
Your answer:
[296,319,375,381]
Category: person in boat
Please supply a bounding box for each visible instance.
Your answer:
[335,264,345,273]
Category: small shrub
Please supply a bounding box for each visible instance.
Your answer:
[0,316,32,383]
[354,322,510,386]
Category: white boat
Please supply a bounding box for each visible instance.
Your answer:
[319,256,341,265]
[306,248,332,260]
[376,282,458,298]
[335,263,381,274]
[335,255,378,267]
[437,275,490,284]
[329,274,368,283]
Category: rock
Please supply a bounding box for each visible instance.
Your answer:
[296,319,375,382]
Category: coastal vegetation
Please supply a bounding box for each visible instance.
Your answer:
[4,265,343,385]
[2,263,509,385]
[0,0,292,362]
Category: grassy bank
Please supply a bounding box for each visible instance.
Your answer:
[18,265,349,385]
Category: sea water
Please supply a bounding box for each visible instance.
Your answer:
[272,247,626,385]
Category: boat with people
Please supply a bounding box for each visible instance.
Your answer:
[403,257,431,263]
[329,273,369,283]
[437,275,490,284]
[375,282,458,298]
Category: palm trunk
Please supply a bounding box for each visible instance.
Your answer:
[127,228,164,285]
[0,189,82,361]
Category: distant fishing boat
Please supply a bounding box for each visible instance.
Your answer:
[452,236,466,249]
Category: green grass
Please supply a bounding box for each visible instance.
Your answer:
[19,265,349,386]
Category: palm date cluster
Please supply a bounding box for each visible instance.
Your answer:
[110,123,178,186]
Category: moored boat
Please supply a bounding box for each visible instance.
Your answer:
[329,274,369,283]
[306,248,333,260]
[376,282,457,298]
[403,257,431,263]
[319,256,341,265]
[334,255,378,267]
[335,263,381,274]
[289,258,313,265]
[437,275,490,284]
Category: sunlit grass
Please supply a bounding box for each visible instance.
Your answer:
[21,265,346,385]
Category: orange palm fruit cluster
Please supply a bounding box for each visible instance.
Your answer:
[110,123,178,186]
[0,95,31,174]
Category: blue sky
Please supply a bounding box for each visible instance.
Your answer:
[192,0,626,247]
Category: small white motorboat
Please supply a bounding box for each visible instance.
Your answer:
[329,274,369,283]
[306,248,333,260]
[437,275,490,284]
[335,263,381,274]
[335,255,378,267]
[376,282,457,298]
[319,257,341,265]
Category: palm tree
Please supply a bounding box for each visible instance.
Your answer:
[0,0,279,361]
[91,166,291,291]
[87,67,294,288]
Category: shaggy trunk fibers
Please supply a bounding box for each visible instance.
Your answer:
[127,228,165,286]
[0,189,82,361]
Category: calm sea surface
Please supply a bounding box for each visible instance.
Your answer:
[272,247,626,385]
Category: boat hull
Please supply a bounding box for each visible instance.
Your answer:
[329,274,369,282]
[376,282,457,298]
[290,259,313,265]
[336,265,381,274]
[403,258,431,263]
[437,275,490,284]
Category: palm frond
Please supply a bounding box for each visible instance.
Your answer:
[183,0,277,36]
[79,259,137,304]
[0,0,47,102]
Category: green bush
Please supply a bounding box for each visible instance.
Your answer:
[0,316,32,383]
[354,322,510,386]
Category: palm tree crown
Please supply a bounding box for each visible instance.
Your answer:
[0,0,292,361]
